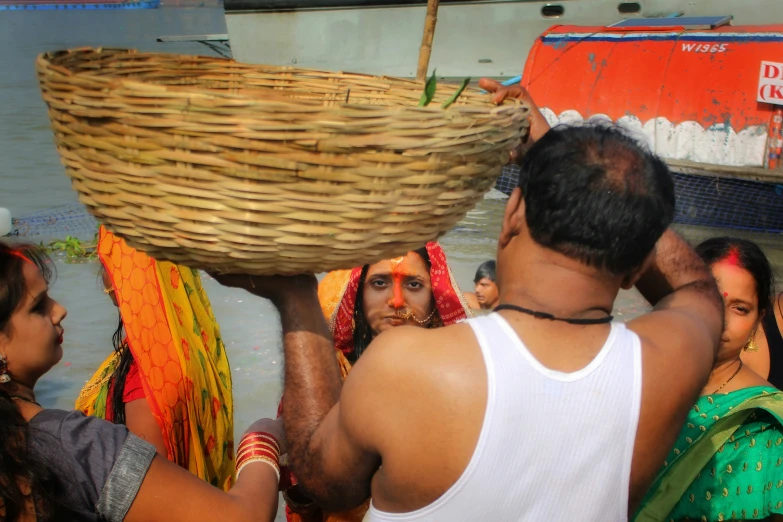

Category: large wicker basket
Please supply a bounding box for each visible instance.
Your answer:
[36,48,529,275]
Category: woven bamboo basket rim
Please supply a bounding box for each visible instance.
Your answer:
[37,47,531,275]
[37,47,522,114]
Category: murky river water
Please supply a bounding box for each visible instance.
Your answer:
[1,9,782,519]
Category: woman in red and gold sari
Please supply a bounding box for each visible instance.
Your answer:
[281,242,473,522]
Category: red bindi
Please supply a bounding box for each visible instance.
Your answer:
[723,292,729,298]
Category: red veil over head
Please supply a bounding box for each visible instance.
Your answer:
[318,242,474,356]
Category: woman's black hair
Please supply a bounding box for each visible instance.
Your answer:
[0,241,67,521]
[350,247,434,362]
[349,264,373,363]
[696,237,775,316]
[99,265,134,426]
[109,313,134,426]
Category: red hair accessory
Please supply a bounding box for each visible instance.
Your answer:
[9,250,32,264]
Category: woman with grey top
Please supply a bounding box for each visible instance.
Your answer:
[0,241,282,522]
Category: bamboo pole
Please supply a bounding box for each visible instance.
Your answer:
[416,0,440,82]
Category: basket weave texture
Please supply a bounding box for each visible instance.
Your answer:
[36,48,530,275]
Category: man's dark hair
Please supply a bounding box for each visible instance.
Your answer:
[518,124,675,276]
[473,260,496,284]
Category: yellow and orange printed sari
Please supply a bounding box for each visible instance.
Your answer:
[75,226,235,490]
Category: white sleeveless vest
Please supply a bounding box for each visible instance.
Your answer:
[365,313,643,521]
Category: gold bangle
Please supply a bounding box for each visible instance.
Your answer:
[236,450,279,468]
[242,432,279,446]
[239,434,280,453]
[236,445,280,468]
[236,442,279,461]
[242,439,279,454]
[237,440,279,453]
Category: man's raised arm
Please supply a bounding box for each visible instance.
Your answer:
[213,274,379,511]
[630,229,723,363]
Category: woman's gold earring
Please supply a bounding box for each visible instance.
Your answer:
[744,331,759,352]
[0,354,11,384]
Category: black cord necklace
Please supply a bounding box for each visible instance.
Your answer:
[494,303,613,325]
[11,395,41,407]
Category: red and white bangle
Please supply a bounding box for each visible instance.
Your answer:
[235,431,281,482]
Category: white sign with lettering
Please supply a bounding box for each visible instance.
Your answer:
[758,61,783,106]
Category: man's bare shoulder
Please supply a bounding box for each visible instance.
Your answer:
[358,322,478,367]
[341,321,487,470]
[342,321,483,418]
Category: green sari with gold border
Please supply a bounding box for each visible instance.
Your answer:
[635,387,783,522]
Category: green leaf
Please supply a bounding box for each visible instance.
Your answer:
[417,69,438,107]
[218,370,229,388]
[197,350,207,372]
[201,389,209,411]
[442,77,471,109]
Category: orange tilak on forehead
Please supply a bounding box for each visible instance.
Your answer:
[390,254,418,274]
[389,255,414,308]
[390,256,404,267]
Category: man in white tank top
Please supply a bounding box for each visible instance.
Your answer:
[216,80,724,520]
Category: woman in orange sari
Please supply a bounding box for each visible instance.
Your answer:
[75,226,235,490]
[281,242,473,522]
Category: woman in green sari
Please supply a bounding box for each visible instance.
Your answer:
[635,237,783,522]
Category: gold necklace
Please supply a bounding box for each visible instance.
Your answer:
[712,360,743,394]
